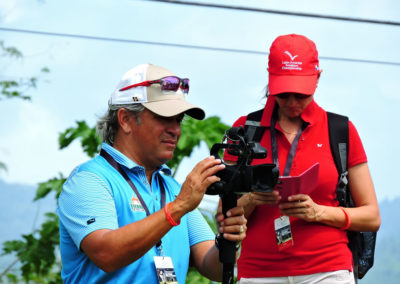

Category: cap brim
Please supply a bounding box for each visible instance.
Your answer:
[269,74,318,95]
[143,100,205,120]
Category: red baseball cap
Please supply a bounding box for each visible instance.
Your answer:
[268,34,320,96]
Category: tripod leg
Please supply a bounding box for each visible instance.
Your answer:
[219,192,238,284]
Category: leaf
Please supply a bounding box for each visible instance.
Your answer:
[35,174,66,200]
[166,116,229,175]
[0,161,7,172]
[58,121,102,157]
[2,240,25,255]
[2,214,61,282]
[0,41,23,58]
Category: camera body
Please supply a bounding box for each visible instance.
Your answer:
[206,126,278,196]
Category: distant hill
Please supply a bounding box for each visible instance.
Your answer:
[360,198,400,283]
[0,180,56,244]
[0,180,399,282]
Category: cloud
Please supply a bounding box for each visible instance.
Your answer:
[0,0,25,23]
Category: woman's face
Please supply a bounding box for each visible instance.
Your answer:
[274,93,314,119]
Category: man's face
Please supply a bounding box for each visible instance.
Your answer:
[131,109,183,169]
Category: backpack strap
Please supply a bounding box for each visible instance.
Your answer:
[244,109,266,143]
[327,112,360,282]
[327,112,351,207]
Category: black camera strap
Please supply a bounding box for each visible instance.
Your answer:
[270,110,308,176]
[100,149,165,248]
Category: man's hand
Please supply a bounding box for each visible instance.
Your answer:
[173,156,225,215]
[215,206,247,242]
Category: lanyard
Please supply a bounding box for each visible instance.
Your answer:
[270,110,308,176]
[100,149,165,248]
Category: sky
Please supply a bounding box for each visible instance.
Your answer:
[0,0,400,203]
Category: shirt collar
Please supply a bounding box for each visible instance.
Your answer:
[300,99,320,126]
[101,143,172,175]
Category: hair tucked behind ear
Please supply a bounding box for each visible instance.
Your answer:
[96,104,145,145]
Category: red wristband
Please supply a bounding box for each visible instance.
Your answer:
[164,202,180,226]
[339,207,351,230]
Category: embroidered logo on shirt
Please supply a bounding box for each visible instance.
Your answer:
[130,196,145,212]
[87,218,96,225]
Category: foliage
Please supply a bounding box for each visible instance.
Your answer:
[186,266,213,284]
[0,40,49,182]
[0,40,55,282]
[58,121,102,158]
[185,212,218,284]
[0,174,65,282]
[0,41,23,58]
[34,174,66,201]
[0,41,49,101]
[167,116,229,176]
[1,112,229,283]
[0,162,6,174]
[2,213,61,283]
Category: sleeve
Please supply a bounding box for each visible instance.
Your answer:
[57,169,119,249]
[223,116,248,162]
[348,120,368,168]
[187,209,215,247]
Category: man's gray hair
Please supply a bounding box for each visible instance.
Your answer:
[96,104,145,145]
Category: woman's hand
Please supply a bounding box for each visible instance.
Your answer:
[278,194,322,222]
[238,191,281,218]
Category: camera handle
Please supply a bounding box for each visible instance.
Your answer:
[219,188,238,284]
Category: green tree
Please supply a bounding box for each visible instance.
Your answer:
[1,116,229,283]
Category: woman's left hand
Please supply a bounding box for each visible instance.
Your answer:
[278,194,322,222]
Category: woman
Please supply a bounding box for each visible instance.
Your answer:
[226,34,380,284]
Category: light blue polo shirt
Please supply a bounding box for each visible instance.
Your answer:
[58,143,214,284]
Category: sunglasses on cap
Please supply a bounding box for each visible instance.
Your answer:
[119,76,189,94]
[275,93,310,100]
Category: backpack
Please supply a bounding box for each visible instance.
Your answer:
[244,109,377,280]
[327,112,377,281]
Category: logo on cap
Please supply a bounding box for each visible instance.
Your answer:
[284,51,298,61]
[282,50,302,71]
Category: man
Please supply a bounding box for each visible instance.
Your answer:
[58,63,247,283]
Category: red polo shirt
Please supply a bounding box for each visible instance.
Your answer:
[227,97,367,279]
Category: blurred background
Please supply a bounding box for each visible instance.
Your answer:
[1,0,399,283]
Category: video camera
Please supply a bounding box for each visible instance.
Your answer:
[206,126,278,196]
[206,126,278,284]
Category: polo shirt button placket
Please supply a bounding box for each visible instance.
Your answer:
[140,168,148,185]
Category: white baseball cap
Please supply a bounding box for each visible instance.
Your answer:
[109,63,205,120]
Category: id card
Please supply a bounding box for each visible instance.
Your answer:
[154,256,178,284]
[274,216,294,251]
